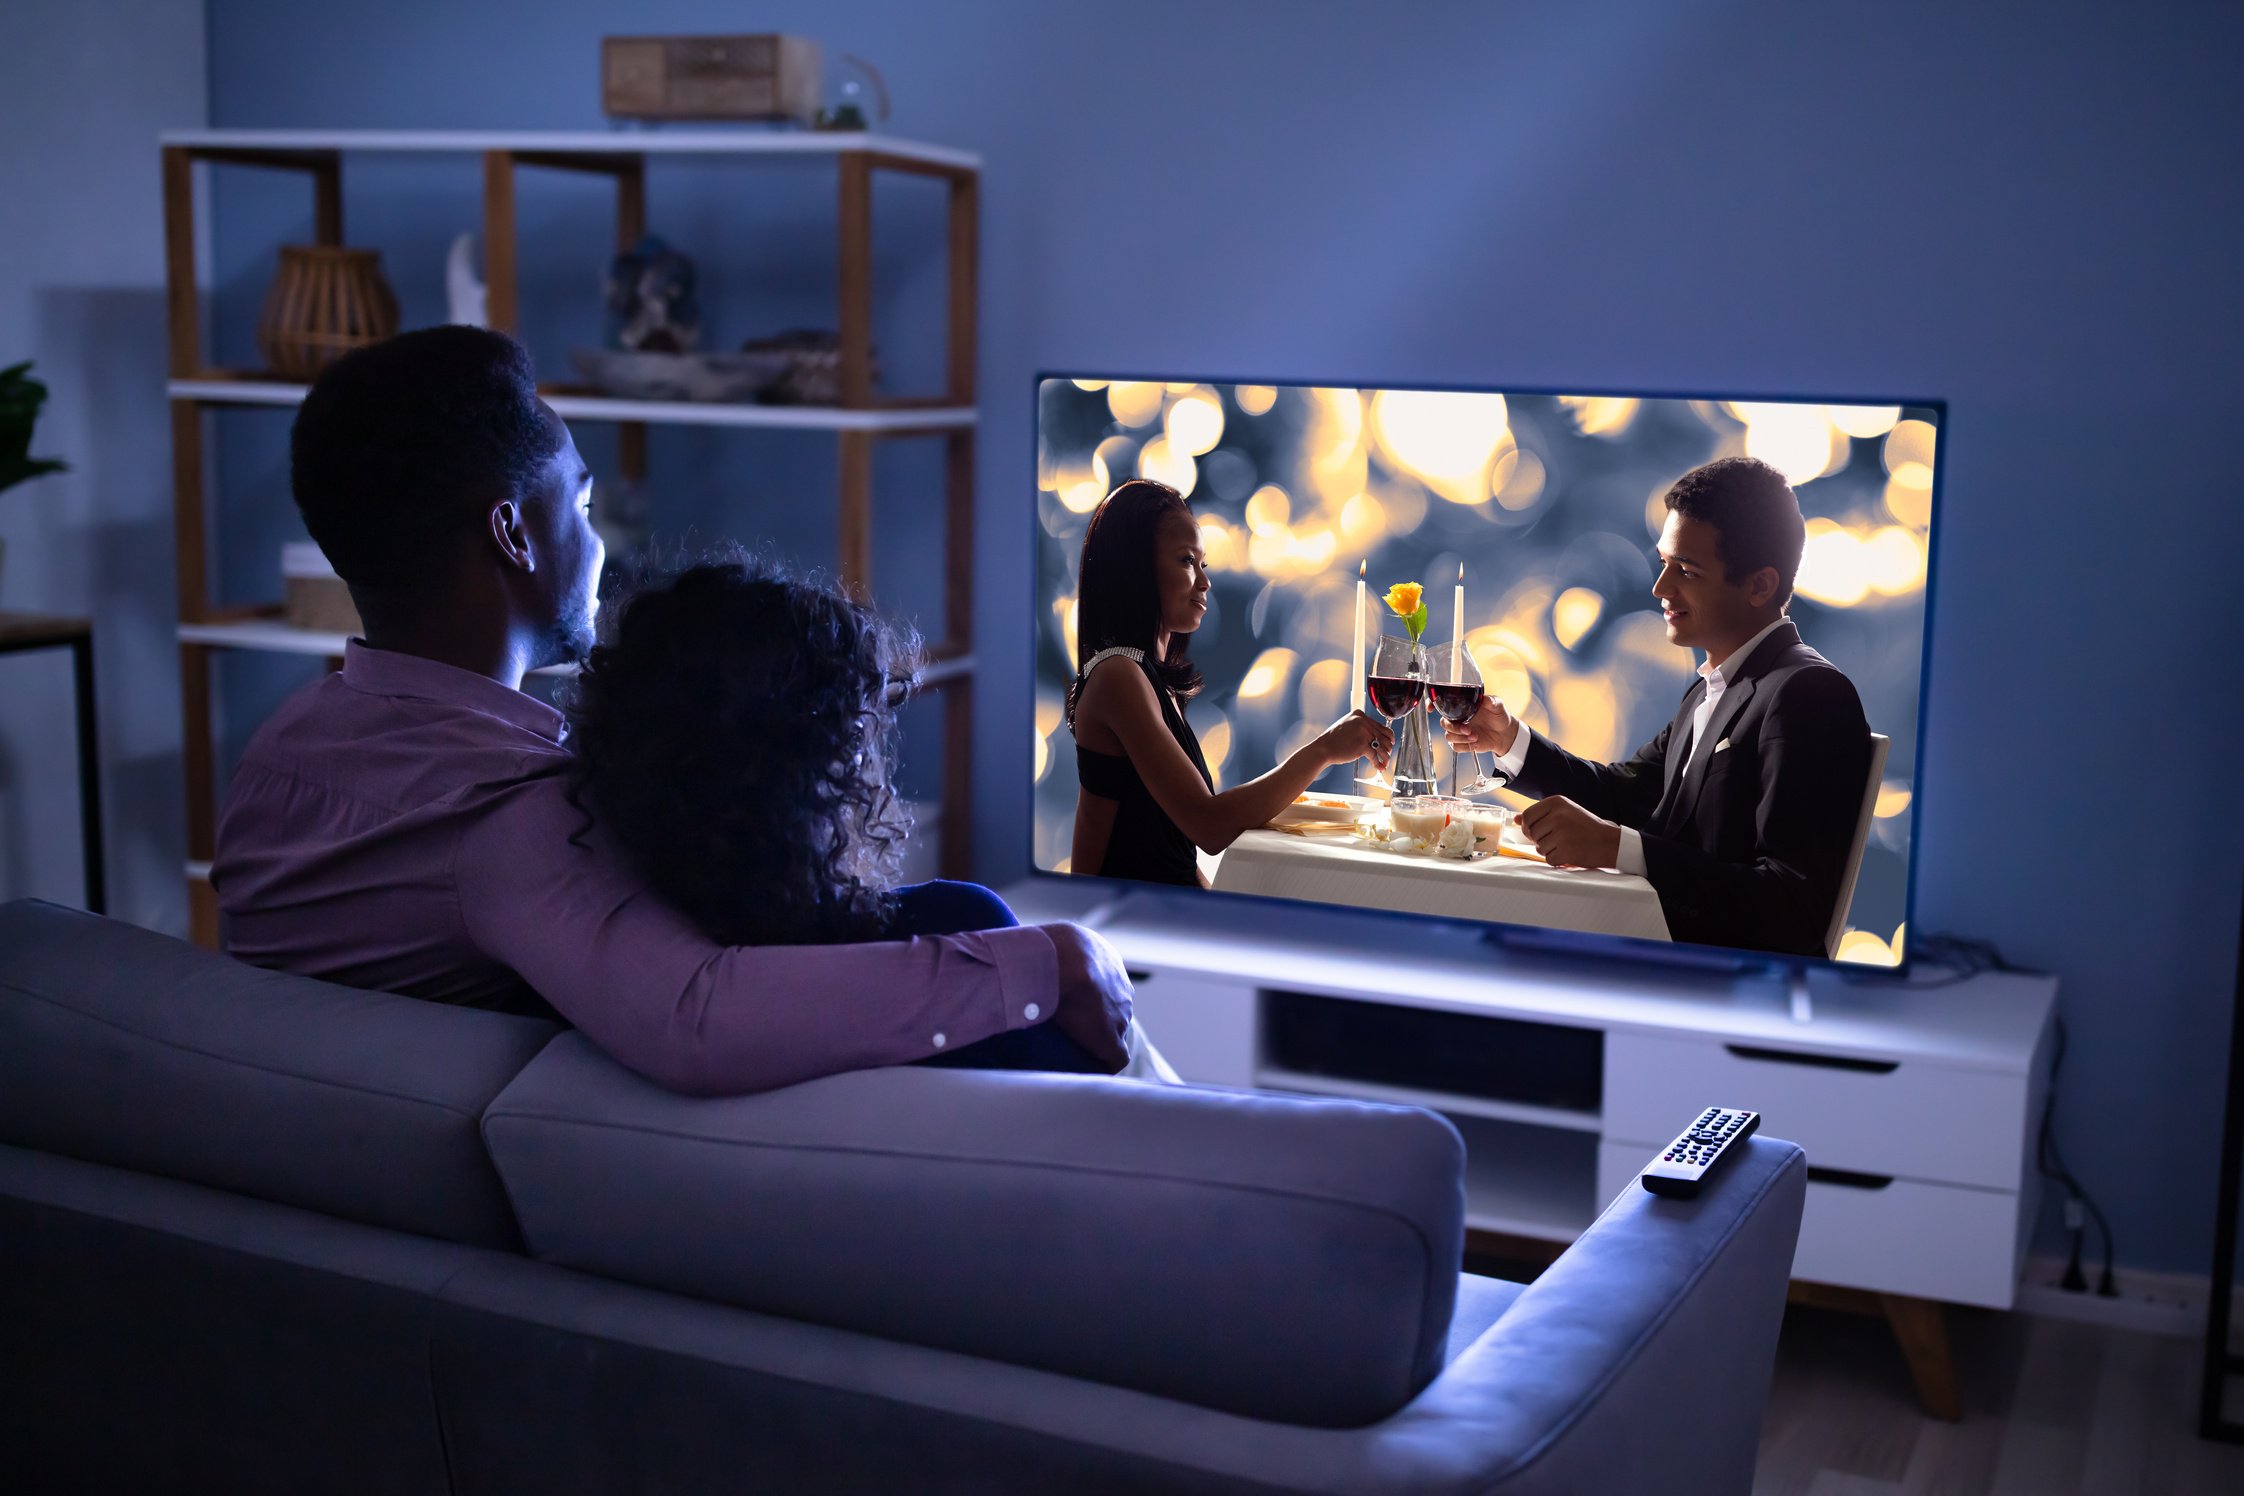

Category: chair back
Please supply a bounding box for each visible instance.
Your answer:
[1824,733,1891,958]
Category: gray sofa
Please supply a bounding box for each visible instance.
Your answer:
[0,898,1807,1494]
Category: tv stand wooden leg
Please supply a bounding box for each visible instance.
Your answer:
[1880,1293,1960,1421]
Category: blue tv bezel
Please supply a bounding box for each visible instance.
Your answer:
[1026,370,1947,984]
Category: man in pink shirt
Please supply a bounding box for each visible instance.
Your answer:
[213,327,1131,1094]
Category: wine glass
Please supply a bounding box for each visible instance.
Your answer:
[1367,634,1437,798]
[1365,634,1422,790]
[1428,638,1499,795]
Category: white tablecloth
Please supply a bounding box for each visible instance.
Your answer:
[1208,828,1672,942]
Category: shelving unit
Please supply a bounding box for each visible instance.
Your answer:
[159,129,980,944]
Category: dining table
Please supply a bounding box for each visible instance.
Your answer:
[1208,820,1672,943]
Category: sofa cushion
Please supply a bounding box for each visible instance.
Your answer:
[482,1032,1465,1428]
[0,899,559,1249]
[1445,1271,1526,1365]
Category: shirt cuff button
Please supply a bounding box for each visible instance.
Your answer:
[931,1033,947,1048]
[1023,1003,1041,1021]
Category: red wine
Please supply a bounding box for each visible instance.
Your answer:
[1366,674,1425,719]
[1428,682,1485,724]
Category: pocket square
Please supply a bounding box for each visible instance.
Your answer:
[1714,737,1732,753]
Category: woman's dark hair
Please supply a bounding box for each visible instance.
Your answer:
[1064,478,1204,727]
[291,326,561,593]
[559,547,917,947]
[1663,455,1807,605]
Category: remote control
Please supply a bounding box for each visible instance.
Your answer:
[1640,1107,1759,1198]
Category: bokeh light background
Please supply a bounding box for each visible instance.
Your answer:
[1033,378,1939,965]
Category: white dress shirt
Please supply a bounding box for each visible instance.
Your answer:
[1489,615,1790,875]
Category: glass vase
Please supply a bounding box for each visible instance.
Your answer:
[1391,640,1440,798]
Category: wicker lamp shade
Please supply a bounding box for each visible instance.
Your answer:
[256,246,399,380]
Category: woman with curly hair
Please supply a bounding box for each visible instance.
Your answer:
[1068,479,1393,885]
[562,548,1111,1072]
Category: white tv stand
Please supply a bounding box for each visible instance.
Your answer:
[1003,879,2058,1418]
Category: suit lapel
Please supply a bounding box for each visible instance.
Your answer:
[1667,675,1754,831]
[1662,620,1800,833]
[1655,681,1704,816]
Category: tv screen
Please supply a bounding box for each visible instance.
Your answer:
[1032,376,1939,969]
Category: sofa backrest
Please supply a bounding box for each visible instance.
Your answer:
[0,900,558,1249]
[482,1032,1466,1427]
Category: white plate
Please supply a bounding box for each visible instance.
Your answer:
[1269,793,1374,827]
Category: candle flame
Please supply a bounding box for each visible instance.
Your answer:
[1359,559,1366,577]
[1458,560,1465,581]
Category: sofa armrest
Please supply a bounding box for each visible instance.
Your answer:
[1376,1135,1806,1495]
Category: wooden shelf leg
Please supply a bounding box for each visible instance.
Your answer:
[482,151,519,335]
[838,431,872,599]
[1880,1292,1962,1421]
[170,402,209,622]
[161,146,201,379]
[838,151,872,407]
[70,632,106,915]
[615,156,646,250]
[312,153,343,246]
[941,675,973,882]
[180,641,218,948]
[945,168,978,406]
[613,158,650,489]
[943,427,973,651]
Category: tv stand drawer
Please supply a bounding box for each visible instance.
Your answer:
[1597,1142,2020,1307]
[1603,1032,2029,1191]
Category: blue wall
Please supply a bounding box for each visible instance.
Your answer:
[204,0,2244,1271]
[0,0,204,931]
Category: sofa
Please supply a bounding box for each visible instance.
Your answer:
[0,897,1807,1494]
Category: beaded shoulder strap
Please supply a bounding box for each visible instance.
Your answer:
[1078,646,1146,677]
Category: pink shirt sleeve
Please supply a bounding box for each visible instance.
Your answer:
[453,779,1058,1096]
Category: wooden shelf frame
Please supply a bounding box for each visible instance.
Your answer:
[165,379,977,431]
[161,132,982,942]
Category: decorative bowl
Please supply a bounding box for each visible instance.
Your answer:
[569,349,793,403]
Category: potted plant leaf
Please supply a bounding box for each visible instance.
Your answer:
[0,361,69,595]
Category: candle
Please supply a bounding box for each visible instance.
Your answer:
[1452,561,1465,680]
[1351,560,1367,713]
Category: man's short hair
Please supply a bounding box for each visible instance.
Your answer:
[290,326,561,593]
[1663,455,1807,604]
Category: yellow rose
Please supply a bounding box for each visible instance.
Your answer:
[1383,581,1424,617]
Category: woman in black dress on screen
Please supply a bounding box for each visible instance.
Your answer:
[1067,480,1392,887]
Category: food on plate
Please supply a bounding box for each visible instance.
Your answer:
[1271,792,1363,825]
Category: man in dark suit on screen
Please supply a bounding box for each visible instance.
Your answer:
[1444,455,1872,957]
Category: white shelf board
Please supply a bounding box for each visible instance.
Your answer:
[178,620,575,675]
[160,128,980,172]
[1451,1114,1601,1242]
[178,620,975,689]
[168,380,976,433]
[179,619,349,657]
[1011,893,2057,1078]
[915,655,975,689]
[1253,1066,1602,1133]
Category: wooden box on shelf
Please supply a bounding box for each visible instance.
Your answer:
[602,35,822,123]
[281,542,361,637]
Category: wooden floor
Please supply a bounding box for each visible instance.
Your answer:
[1753,1304,2244,1495]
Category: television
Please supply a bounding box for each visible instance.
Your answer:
[1030,376,1941,972]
